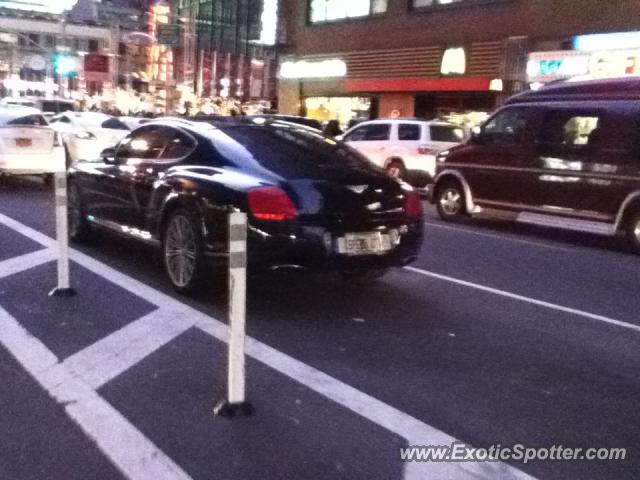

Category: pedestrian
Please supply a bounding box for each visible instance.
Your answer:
[323,119,343,137]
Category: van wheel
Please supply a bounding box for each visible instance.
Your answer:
[386,160,406,179]
[625,209,640,254]
[435,180,466,221]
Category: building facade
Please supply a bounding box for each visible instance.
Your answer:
[278,0,640,127]
[0,7,115,98]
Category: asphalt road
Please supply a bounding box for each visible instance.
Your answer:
[0,175,638,480]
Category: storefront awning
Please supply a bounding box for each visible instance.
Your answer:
[344,76,493,93]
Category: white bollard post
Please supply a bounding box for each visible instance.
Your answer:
[49,170,75,297]
[214,211,252,417]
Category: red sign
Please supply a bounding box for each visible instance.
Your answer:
[84,54,110,82]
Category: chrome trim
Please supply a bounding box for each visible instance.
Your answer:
[475,198,614,222]
[614,191,640,232]
[516,212,616,236]
[87,216,160,246]
[433,169,477,212]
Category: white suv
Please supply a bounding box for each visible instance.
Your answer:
[340,119,466,179]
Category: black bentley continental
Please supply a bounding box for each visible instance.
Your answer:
[67,118,424,292]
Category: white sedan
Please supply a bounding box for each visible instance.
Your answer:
[49,112,131,166]
[0,106,65,182]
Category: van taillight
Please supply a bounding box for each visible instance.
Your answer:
[404,190,423,218]
[248,187,298,221]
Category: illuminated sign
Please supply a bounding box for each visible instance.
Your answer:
[527,51,590,82]
[527,49,640,82]
[279,59,347,79]
[440,47,466,75]
[574,31,640,51]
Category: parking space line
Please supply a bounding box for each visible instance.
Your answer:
[62,308,196,390]
[0,248,55,279]
[405,266,640,333]
[0,305,191,480]
[0,212,533,480]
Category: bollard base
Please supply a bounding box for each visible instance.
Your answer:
[213,400,254,418]
[49,287,77,298]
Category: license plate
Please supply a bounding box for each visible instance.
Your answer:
[338,232,392,256]
[15,138,32,147]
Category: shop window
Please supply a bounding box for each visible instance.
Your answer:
[537,112,602,155]
[88,39,99,53]
[398,124,421,141]
[344,123,391,142]
[309,0,387,23]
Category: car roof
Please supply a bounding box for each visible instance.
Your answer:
[0,106,45,123]
[507,76,640,104]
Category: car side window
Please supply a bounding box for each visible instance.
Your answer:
[481,108,530,145]
[344,123,391,142]
[116,126,170,161]
[101,118,129,130]
[537,111,601,155]
[398,124,421,141]
[160,129,197,159]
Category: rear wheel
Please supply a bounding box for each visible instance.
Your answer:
[625,209,640,255]
[162,209,206,293]
[435,180,466,221]
[386,160,406,179]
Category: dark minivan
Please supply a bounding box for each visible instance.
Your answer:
[428,77,640,253]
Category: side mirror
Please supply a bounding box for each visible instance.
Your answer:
[100,147,116,163]
[470,126,483,144]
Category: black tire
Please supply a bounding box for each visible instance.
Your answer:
[386,160,406,180]
[162,208,207,293]
[435,180,467,221]
[341,268,390,282]
[625,209,640,255]
[67,182,92,242]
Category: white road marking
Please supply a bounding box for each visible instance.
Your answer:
[405,266,640,334]
[62,308,195,390]
[0,305,192,480]
[0,213,533,480]
[0,248,55,279]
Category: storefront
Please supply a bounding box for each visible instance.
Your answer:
[526,31,640,87]
[278,41,505,129]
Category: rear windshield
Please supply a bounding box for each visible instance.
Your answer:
[430,125,465,143]
[4,114,48,126]
[212,125,376,177]
[40,101,74,114]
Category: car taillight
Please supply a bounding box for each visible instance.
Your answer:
[404,190,423,218]
[418,144,439,155]
[248,187,298,221]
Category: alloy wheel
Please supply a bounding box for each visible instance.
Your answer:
[439,188,462,216]
[164,215,198,288]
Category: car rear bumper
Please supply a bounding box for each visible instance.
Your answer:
[245,219,424,272]
[0,149,65,175]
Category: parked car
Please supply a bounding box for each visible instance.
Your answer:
[428,76,640,253]
[49,112,131,166]
[68,119,424,291]
[0,106,65,183]
[0,98,75,120]
[340,118,466,180]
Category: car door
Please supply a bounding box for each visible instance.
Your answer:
[461,106,540,208]
[129,126,198,231]
[343,123,392,167]
[109,125,180,231]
